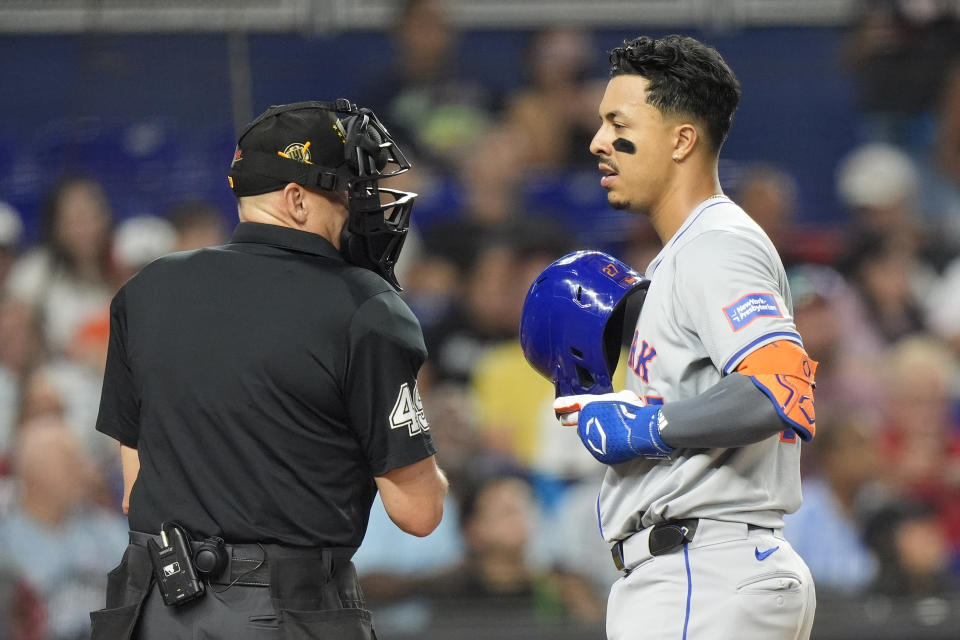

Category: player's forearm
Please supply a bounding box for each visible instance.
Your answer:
[658,373,786,449]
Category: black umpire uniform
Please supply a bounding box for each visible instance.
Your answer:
[91,101,439,639]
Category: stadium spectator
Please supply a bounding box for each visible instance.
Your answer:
[420,126,529,274]
[844,0,960,149]
[4,177,115,356]
[364,471,603,627]
[470,341,582,476]
[500,28,602,171]
[876,336,960,557]
[13,346,111,469]
[0,416,128,640]
[734,164,798,251]
[439,472,601,622]
[0,200,25,287]
[165,200,228,252]
[111,215,176,285]
[836,142,955,275]
[349,385,468,634]
[926,253,960,353]
[353,494,464,635]
[359,0,495,172]
[786,264,886,414]
[468,224,591,477]
[937,60,960,183]
[783,414,885,594]
[352,379,495,634]
[864,500,960,597]
[0,300,44,464]
[543,468,622,602]
[929,59,960,242]
[937,59,960,187]
[396,251,460,340]
[424,218,569,387]
[845,1,960,238]
[422,238,521,386]
[732,163,840,267]
[14,369,65,430]
[0,563,47,640]
[353,386,477,593]
[838,232,928,345]
[413,382,486,496]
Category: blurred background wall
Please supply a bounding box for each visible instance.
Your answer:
[1,1,960,639]
[0,0,866,237]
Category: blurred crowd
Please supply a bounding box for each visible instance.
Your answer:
[2,0,960,638]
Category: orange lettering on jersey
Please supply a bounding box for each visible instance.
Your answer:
[736,340,818,441]
[627,331,658,384]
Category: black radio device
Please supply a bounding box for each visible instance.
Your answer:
[146,522,205,606]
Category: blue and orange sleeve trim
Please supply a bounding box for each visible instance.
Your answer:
[736,340,818,440]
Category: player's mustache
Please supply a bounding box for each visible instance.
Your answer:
[599,161,619,174]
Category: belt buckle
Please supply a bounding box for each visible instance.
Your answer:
[611,541,626,571]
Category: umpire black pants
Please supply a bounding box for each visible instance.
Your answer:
[90,534,376,640]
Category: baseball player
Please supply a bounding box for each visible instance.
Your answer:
[553,36,818,639]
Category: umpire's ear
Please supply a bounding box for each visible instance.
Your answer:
[282,183,309,225]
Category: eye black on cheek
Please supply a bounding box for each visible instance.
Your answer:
[612,138,636,154]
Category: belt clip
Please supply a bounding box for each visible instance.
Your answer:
[648,523,689,557]
[611,541,626,571]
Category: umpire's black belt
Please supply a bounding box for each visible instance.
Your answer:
[128,531,356,588]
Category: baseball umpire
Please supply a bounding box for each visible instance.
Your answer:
[529,36,818,639]
[90,100,448,639]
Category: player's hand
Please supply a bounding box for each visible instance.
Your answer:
[553,390,641,426]
[553,391,674,464]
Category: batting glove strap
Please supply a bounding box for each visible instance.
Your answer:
[576,401,674,465]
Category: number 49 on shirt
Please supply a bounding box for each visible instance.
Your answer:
[390,382,429,437]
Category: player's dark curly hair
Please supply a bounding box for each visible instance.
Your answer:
[609,35,741,152]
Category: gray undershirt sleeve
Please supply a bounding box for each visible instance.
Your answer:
[658,373,787,449]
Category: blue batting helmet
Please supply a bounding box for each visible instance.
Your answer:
[520,250,649,396]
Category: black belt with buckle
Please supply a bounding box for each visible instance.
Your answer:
[128,531,355,588]
[130,530,272,586]
[611,519,700,571]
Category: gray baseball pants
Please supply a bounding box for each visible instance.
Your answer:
[606,520,816,640]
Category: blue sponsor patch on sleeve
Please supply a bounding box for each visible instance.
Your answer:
[723,293,783,331]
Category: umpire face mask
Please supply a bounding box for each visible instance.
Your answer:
[228,99,417,290]
[339,106,416,291]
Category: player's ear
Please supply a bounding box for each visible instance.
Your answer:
[671,123,699,162]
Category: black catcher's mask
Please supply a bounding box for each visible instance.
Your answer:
[228,99,416,290]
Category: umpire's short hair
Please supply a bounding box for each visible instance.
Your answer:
[609,35,741,152]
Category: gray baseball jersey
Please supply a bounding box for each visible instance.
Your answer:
[598,195,804,542]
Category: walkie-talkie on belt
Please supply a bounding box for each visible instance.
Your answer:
[147,522,205,606]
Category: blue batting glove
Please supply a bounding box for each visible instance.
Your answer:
[554,392,674,464]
